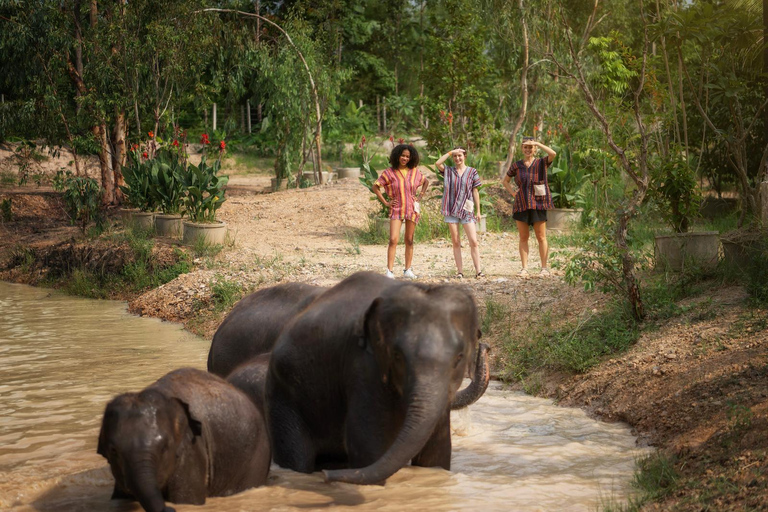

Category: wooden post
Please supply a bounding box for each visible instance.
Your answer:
[383,96,387,133]
[247,100,252,134]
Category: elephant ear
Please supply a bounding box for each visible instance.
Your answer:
[96,407,113,458]
[361,298,392,384]
[174,398,203,438]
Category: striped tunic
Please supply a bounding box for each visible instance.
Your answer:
[374,167,426,223]
[438,166,481,222]
[506,157,554,213]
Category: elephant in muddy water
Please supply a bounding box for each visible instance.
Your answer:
[266,271,490,485]
[97,368,270,512]
[207,282,325,377]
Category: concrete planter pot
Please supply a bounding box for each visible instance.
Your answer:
[476,216,487,233]
[654,231,719,271]
[547,208,583,231]
[302,171,336,184]
[123,210,155,230]
[154,213,183,238]
[183,220,227,246]
[336,167,361,180]
[374,218,404,238]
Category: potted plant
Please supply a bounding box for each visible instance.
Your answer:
[650,154,718,270]
[547,145,588,230]
[120,145,157,229]
[181,148,229,246]
[151,146,187,238]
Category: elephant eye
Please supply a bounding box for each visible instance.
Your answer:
[454,353,464,368]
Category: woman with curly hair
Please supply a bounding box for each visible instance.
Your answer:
[372,143,429,279]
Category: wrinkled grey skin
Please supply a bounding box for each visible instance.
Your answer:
[207,283,325,377]
[98,368,270,512]
[227,353,271,412]
[266,271,489,486]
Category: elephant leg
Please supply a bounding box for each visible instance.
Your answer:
[411,410,452,470]
[270,398,317,473]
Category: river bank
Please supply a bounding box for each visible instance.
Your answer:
[1,180,766,510]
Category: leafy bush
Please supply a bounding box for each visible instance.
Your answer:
[548,145,591,209]
[121,149,157,212]
[150,148,186,215]
[181,156,229,222]
[1,198,12,221]
[649,153,701,233]
[359,162,390,219]
[52,171,103,233]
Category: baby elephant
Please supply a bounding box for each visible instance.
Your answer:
[98,368,270,512]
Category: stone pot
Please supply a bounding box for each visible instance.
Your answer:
[476,216,487,233]
[374,218,405,238]
[123,210,154,230]
[547,208,583,231]
[654,231,719,271]
[154,213,183,238]
[336,167,361,180]
[183,220,227,246]
[302,171,336,184]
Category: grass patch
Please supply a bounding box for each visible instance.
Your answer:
[503,302,639,379]
[210,275,246,312]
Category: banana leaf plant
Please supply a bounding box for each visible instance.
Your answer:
[120,149,157,212]
[150,149,186,215]
[359,161,390,218]
[181,156,229,223]
[548,145,590,209]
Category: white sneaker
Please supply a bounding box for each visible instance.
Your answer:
[403,268,417,279]
[385,269,395,279]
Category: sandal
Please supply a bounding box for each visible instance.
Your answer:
[540,267,551,276]
[517,268,529,277]
[456,272,464,279]
[475,271,484,279]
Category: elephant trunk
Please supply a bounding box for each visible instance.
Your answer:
[125,457,174,512]
[450,343,491,410]
[324,378,448,485]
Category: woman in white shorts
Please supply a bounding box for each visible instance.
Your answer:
[434,146,483,278]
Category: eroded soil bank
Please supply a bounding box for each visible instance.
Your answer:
[1,182,766,510]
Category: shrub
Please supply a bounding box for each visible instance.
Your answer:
[53,171,103,233]
[181,156,229,222]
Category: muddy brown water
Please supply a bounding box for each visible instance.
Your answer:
[0,281,647,511]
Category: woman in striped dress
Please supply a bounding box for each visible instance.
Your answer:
[502,136,557,276]
[372,144,429,279]
[435,146,483,278]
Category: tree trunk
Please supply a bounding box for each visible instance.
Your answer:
[247,100,252,134]
[96,124,115,205]
[213,103,217,132]
[504,0,529,171]
[112,111,126,203]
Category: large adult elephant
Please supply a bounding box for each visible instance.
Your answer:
[98,368,270,512]
[207,282,326,377]
[266,271,490,485]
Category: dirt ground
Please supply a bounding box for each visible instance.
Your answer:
[1,147,766,510]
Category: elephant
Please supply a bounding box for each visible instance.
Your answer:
[97,368,271,512]
[226,352,271,412]
[265,271,490,485]
[208,282,326,377]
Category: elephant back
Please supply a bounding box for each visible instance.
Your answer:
[151,368,270,495]
[208,283,326,377]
